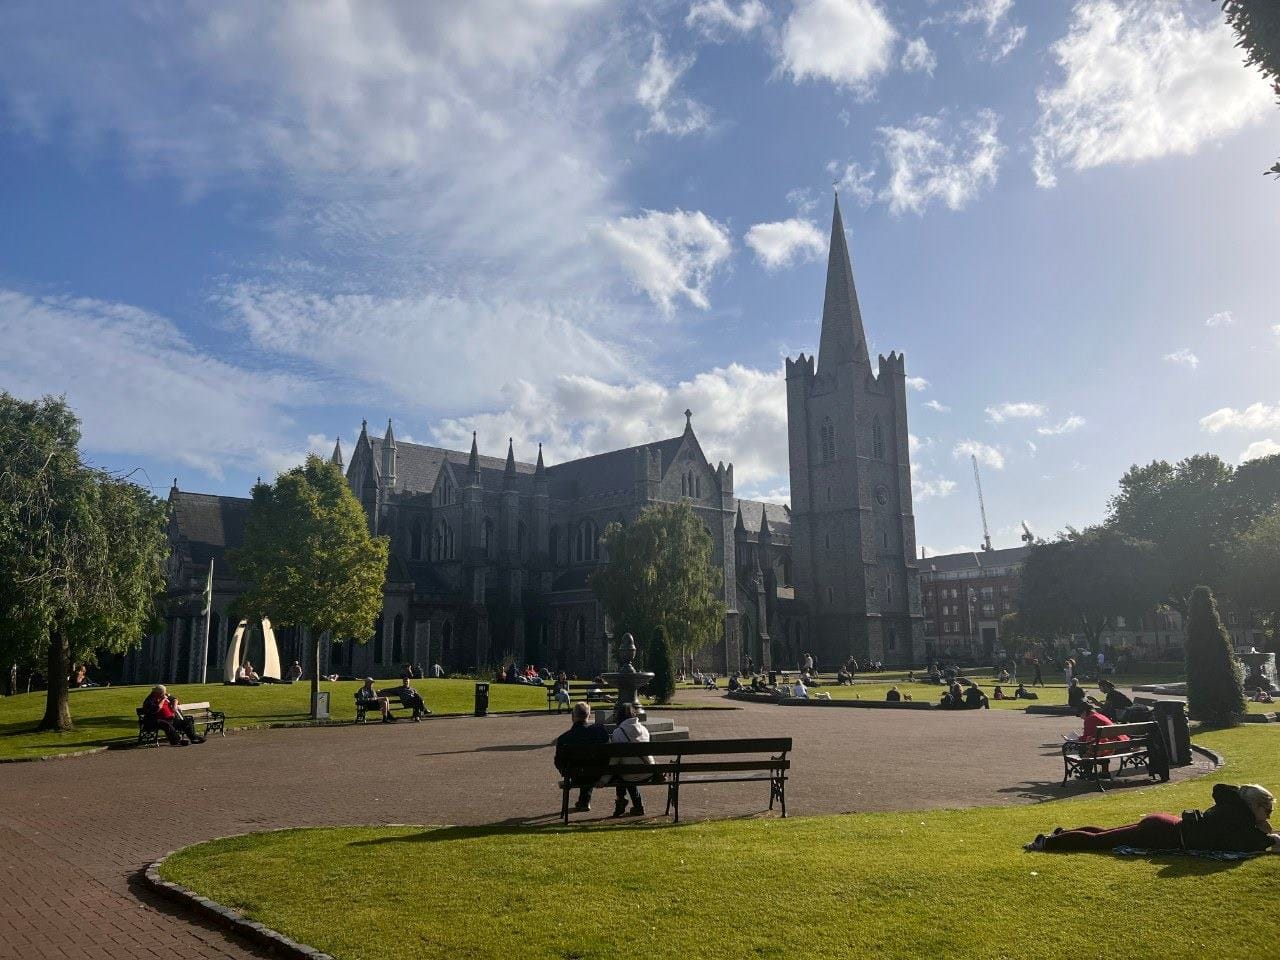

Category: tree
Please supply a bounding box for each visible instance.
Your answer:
[591,501,726,680]
[231,456,389,719]
[0,393,168,731]
[1016,527,1162,654]
[1185,585,1246,726]
[1224,507,1280,654]
[648,629,677,703]
[1218,0,1280,177]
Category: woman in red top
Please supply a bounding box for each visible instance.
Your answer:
[142,685,204,746]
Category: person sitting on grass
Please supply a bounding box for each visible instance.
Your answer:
[1026,784,1280,853]
[792,678,810,700]
[1014,682,1038,700]
[356,677,394,723]
[964,683,990,710]
[396,677,432,721]
[885,686,902,703]
[1253,689,1275,704]
[141,685,204,746]
[554,701,610,812]
[235,661,260,686]
[286,660,303,683]
[993,685,1007,701]
[836,666,852,685]
[1066,677,1087,711]
[728,673,743,692]
[610,702,653,817]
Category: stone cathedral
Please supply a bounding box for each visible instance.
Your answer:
[132,196,923,684]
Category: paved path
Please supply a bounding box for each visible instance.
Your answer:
[0,696,1209,959]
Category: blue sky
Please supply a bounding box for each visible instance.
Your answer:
[1,0,1277,553]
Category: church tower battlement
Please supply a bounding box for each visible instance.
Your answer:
[786,194,922,666]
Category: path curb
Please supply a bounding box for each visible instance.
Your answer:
[145,849,334,960]
[1190,742,1225,769]
[0,745,109,764]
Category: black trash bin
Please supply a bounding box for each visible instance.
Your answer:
[474,682,490,717]
[1153,700,1192,767]
[767,671,777,687]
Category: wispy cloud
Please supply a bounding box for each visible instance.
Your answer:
[879,110,1005,216]
[1205,310,1234,327]
[924,399,951,413]
[901,37,937,76]
[1241,439,1280,462]
[1036,415,1086,436]
[953,439,1005,469]
[601,209,733,312]
[744,218,826,270]
[686,0,769,40]
[905,376,929,392]
[1200,403,1280,433]
[985,401,1045,423]
[1163,348,1199,370]
[637,35,711,137]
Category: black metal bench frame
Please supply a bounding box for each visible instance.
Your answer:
[545,685,621,712]
[556,737,792,823]
[1061,721,1164,791]
[135,702,225,747]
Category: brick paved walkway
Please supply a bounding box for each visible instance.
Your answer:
[0,696,1209,959]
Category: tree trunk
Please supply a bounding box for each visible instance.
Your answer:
[310,634,321,720]
[38,632,72,732]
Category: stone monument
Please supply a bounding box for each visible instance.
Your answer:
[601,632,654,724]
[1241,649,1277,693]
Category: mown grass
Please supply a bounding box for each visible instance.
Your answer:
[161,724,1279,960]
[0,680,730,760]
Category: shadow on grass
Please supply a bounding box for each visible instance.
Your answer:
[348,812,770,846]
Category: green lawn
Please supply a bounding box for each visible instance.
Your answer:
[0,680,730,760]
[160,723,1280,960]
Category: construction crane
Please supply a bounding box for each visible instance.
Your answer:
[971,454,994,552]
[1020,521,1035,544]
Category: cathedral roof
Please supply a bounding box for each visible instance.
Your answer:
[368,437,537,495]
[736,499,792,539]
[169,491,251,568]
[544,435,686,499]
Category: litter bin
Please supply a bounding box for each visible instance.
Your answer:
[767,671,777,687]
[311,690,330,720]
[474,682,490,717]
[1154,700,1192,767]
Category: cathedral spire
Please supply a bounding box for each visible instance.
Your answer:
[534,442,545,477]
[817,192,871,373]
[331,436,344,469]
[468,431,481,484]
[504,437,517,488]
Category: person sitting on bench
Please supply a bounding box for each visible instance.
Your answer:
[396,677,432,720]
[357,677,393,723]
[555,702,610,811]
[1026,784,1280,853]
[611,703,653,817]
[141,685,204,746]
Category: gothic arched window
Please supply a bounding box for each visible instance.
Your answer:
[410,519,424,560]
[575,520,597,562]
[433,519,454,561]
[873,417,885,460]
[820,417,836,462]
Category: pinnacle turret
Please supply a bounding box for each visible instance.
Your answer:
[504,438,518,488]
[468,431,481,485]
[331,437,344,469]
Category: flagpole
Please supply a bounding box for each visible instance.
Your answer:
[198,558,213,684]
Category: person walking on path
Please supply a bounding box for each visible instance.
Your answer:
[1032,659,1044,687]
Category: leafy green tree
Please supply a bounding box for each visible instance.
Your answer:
[1016,527,1161,655]
[0,393,168,731]
[591,501,726,680]
[647,629,677,703]
[1218,0,1280,177]
[1224,507,1280,654]
[231,455,389,718]
[1185,585,1247,725]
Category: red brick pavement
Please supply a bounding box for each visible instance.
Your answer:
[0,696,1210,959]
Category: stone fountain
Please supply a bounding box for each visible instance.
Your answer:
[1241,649,1278,693]
[601,632,654,724]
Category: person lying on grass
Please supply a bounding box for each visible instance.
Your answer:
[1026,784,1280,853]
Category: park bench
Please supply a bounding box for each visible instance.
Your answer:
[1061,721,1167,790]
[545,684,621,712]
[555,736,792,823]
[354,690,419,723]
[135,701,225,746]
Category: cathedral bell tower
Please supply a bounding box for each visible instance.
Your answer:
[786,194,923,666]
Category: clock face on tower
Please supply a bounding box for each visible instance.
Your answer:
[874,484,889,505]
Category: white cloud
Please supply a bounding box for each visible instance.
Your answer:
[430,363,790,499]
[1026,440,1038,455]
[1206,310,1234,327]
[826,160,877,208]
[950,0,1026,60]
[637,35,710,137]
[779,0,896,93]
[1163,348,1199,370]
[744,219,827,270]
[879,109,1004,216]
[686,0,769,40]
[0,290,314,479]
[1241,439,1280,462]
[1032,0,1273,188]
[953,440,1005,469]
[913,476,957,500]
[1036,415,1086,436]
[985,401,1045,423]
[786,187,820,216]
[222,283,631,412]
[601,209,732,312]
[924,399,951,413]
[905,376,929,391]
[901,37,937,76]
[1200,403,1280,434]
[908,434,932,454]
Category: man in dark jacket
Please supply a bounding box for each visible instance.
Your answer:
[1097,679,1134,721]
[554,702,610,811]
